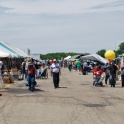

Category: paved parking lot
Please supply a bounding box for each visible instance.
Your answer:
[0,68,124,124]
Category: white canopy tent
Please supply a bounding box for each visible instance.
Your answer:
[7,43,29,58]
[0,50,10,58]
[64,55,71,60]
[16,48,29,58]
[0,41,29,58]
[70,54,84,61]
[80,54,108,64]
[0,45,18,58]
[3,42,24,58]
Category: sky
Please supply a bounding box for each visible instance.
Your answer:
[0,0,124,54]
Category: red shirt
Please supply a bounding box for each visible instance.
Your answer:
[93,69,103,76]
[28,65,37,76]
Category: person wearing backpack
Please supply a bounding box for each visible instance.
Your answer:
[27,62,37,91]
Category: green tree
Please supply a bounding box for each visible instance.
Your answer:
[40,52,88,60]
[96,49,106,58]
[116,42,124,56]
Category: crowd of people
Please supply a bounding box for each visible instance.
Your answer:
[21,58,123,91]
[0,57,123,94]
[66,59,121,88]
[21,58,61,91]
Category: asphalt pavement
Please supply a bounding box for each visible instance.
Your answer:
[0,68,124,124]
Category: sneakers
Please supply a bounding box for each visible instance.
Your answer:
[29,87,35,91]
[54,86,59,89]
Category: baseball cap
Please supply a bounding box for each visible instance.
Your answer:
[53,59,56,61]
[28,62,33,65]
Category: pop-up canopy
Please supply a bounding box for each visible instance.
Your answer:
[64,55,71,60]
[0,50,10,58]
[80,54,108,64]
[0,41,29,58]
[0,44,18,58]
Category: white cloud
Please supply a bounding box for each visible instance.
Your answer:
[0,0,124,15]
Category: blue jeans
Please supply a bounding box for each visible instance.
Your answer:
[28,75,35,90]
[22,69,25,79]
[68,65,72,72]
[22,70,28,79]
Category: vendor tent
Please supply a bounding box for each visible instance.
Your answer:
[0,44,18,58]
[64,55,71,60]
[80,54,108,64]
[7,43,28,58]
[70,54,84,61]
[0,41,23,58]
[16,48,29,58]
[0,41,29,58]
[0,50,10,58]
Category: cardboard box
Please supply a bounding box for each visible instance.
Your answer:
[11,68,18,72]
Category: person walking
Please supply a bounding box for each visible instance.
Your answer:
[76,60,82,74]
[82,60,88,75]
[27,62,37,91]
[109,61,118,87]
[67,60,72,72]
[104,63,110,84]
[21,59,26,79]
[121,61,124,87]
[51,59,61,89]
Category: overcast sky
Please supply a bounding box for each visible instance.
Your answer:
[0,0,124,54]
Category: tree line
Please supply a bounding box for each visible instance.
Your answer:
[40,52,89,60]
[40,42,124,60]
[96,42,124,58]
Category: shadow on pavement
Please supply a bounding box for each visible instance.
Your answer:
[81,84,90,85]
[34,89,45,92]
[58,87,68,88]
[83,103,106,108]
[5,88,45,94]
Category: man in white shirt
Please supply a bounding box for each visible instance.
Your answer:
[51,59,61,88]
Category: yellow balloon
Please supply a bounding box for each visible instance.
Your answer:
[104,50,115,60]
